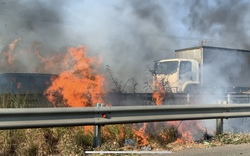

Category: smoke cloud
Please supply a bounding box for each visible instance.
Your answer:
[183,0,250,49]
[183,0,250,133]
[0,1,72,49]
[1,0,250,92]
[0,0,180,91]
[183,0,250,93]
[1,0,250,136]
[0,0,78,73]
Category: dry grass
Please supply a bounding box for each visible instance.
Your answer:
[0,94,54,108]
[0,119,250,155]
[212,133,250,145]
[0,124,184,155]
[1,90,250,154]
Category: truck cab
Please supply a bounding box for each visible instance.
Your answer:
[153,58,200,93]
[154,46,250,94]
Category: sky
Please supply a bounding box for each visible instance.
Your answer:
[0,0,249,92]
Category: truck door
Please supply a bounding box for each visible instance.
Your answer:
[179,61,192,80]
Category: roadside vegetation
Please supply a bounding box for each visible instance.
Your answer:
[2,124,250,155]
[0,68,250,155]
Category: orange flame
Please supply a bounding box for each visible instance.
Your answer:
[17,82,22,89]
[152,91,165,105]
[168,120,205,142]
[35,48,65,73]
[152,80,165,105]
[45,46,105,107]
[83,126,94,135]
[176,138,184,144]
[6,39,19,65]
[1,39,207,144]
[1,40,106,107]
[119,125,125,141]
[133,123,149,146]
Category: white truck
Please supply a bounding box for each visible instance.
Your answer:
[153,46,250,94]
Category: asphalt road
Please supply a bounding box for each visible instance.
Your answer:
[142,144,250,156]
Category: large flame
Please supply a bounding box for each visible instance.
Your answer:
[1,39,207,144]
[1,40,105,107]
[45,46,105,107]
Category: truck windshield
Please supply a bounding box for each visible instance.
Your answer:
[155,61,178,74]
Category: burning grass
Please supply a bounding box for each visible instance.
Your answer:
[45,46,105,107]
[1,126,250,155]
[0,93,201,154]
[0,124,188,155]
[0,92,247,154]
[2,39,250,155]
[1,40,105,108]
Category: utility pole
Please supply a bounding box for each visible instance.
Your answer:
[200,40,204,46]
[200,40,212,46]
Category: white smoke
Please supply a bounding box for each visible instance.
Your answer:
[1,0,250,136]
[1,0,250,92]
[0,0,182,92]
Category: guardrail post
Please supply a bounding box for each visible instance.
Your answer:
[93,124,101,147]
[93,103,105,147]
[216,118,223,135]
[216,100,225,135]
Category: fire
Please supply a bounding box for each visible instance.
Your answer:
[34,46,65,73]
[17,82,22,89]
[0,39,207,145]
[152,80,165,105]
[1,39,20,70]
[119,125,125,141]
[176,138,184,143]
[6,38,19,66]
[152,91,165,105]
[0,39,59,73]
[83,126,94,135]
[11,77,22,89]
[168,120,206,142]
[133,123,149,146]
[45,46,105,107]
[0,40,106,137]
[0,40,105,107]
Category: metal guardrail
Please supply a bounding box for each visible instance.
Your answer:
[105,93,189,105]
[1,104,250,129]
[105,93,250,105]
[2,103,250,146]
[0,107,95,129]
